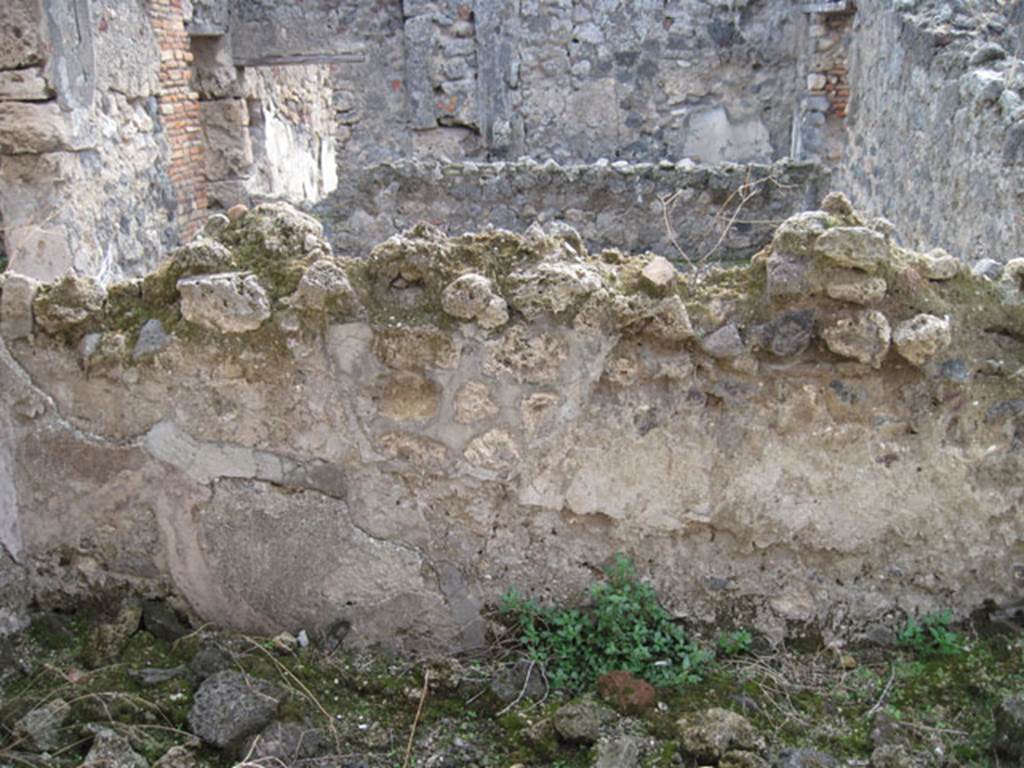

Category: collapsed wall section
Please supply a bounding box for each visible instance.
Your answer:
[0,197,1022,652]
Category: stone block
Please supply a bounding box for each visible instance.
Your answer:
[821,310,891,368]
[0,0,45,70]
[0,67,50,101]
[0,272,39,339]
[200,99,253,180]
[0,102,90,155]
[178,272,270,333]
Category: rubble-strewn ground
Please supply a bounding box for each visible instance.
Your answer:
[1,599,1022,768]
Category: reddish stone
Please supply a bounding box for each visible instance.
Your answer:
[597,670,657,715]
[227,204,249,223]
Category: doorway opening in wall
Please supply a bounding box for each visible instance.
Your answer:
[188,33,339,212]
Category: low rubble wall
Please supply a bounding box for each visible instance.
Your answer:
[1,197,1022,651]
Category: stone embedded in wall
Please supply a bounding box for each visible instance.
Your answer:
[32,275,107,336]
[0,68,51,102]
[816,227,888,273]
[0,273,39,340]
[441,273,509,330]
[178,272,271,333]
[892,313,952,366]
[284,259,357,314]
[0,102,91,155]
[824,273,887,305]
[821,310,891,368]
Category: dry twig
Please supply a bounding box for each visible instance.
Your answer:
[402,669,430,768]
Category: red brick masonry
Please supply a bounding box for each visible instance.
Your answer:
[150,0,208,240]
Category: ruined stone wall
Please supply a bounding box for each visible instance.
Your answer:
[1,198,1022,651]
[314,158,829,263]
[838,0,1024,264]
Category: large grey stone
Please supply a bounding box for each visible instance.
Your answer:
[188,671,282,750]
[178,272,271,333]
[593,734,643,768]
[775,748,838,768]
[81,727,148,768]
[14,698,70,752]
[243,721,328,763]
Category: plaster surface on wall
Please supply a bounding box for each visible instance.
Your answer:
[1,199,1022,650]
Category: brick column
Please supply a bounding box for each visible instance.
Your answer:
[150,0,208,240]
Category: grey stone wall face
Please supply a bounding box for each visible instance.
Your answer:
[321,0,807,166]
[837,0,1024,264]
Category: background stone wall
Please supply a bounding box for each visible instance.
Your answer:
[837,0,1024,263]
[315,158,829,263]
[314,0,813,166]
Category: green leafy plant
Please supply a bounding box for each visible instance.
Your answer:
[897,610,964,657]
[717,629,753,657]
[500,554,710,692]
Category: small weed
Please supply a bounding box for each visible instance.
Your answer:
[716,629,753,657]
[500,554,710,692]
[897,610,965,657]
